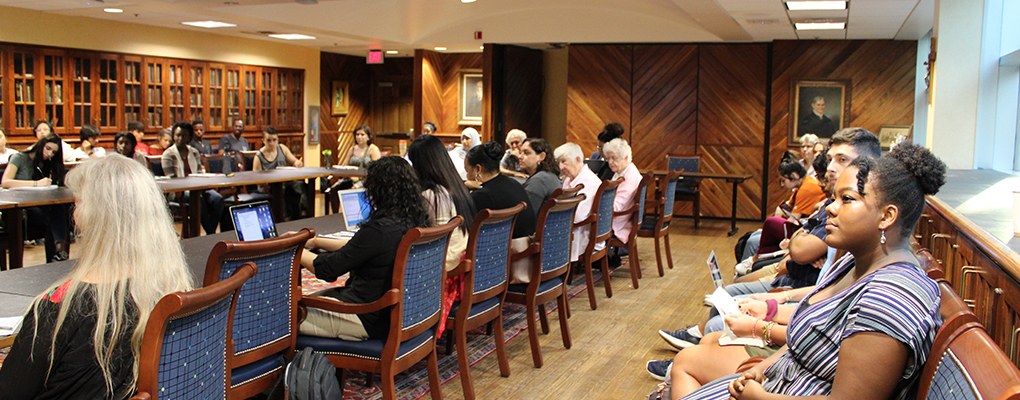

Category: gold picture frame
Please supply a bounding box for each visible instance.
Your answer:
[331,81,349,116]
[878,125,913,150]
[789,79,851,146]
[458,71,483,126]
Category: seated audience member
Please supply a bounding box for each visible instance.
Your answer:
[678,143,945,400]
[344,125,382,169]
[0,128,13,163]
[148,128,172,156]
[32,120,76,164]
[798,134,820,178]
[519,138,561,217]
[555,142,601,263]
[422,121,437,135]
[299,157,432,340]
[601,138,642,258]
[449,127,480,180]
[127,121,150,156]
[407,135,476,331]
[73,124,106,160]
[1,133,70,262]
[590,122,625,180]
[254,127,306,220]
[466,141,538,284]
[219,119,250,173]
[750,161,827,257]
[113,131,147,165]
[0,155,193,399]
[162,122,225,235]
[189,120,214,154]
[498,129,529,180]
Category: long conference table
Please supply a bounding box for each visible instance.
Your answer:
[0,212,349,320]
[0,167,364,270]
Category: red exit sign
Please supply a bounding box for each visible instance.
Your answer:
[367,50,384,64]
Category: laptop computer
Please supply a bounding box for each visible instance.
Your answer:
[229,201,278,241]
[337,188,371,232]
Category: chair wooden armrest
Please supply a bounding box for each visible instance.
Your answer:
[130,392,151,400]
[510,242,540,262]
[0,335,16,349]
[612,202,639,217]
[446,259,474,278]
[735,356,766,373]
[573,214,596,229]
[300,288,400,314]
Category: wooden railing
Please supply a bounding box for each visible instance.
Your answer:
[916,195,1020,366]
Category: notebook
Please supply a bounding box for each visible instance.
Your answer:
[229,201,279,241]
[337,188,371,232]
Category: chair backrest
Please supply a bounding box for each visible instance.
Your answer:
[136,263,257,400]
[916,318,1020,400]
[391,216,463,340]
[203,229,314,367]
[661,170,683,218]
[535,195,585,276]
[550,184,583,200]
[202,153,228,174]
[916,249,945,281]
[465,203,526,300]
[667,155,699,188]
[145,155,165,176]
[635,172,652,227]
[237,150,258,171]
[937,280,978,329]
[592,179,622,240]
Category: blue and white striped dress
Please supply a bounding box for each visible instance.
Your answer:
[681,255,941,400]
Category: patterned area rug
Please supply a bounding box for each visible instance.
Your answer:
[0,266,614,400]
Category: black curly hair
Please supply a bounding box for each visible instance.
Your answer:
[466,141,504,173]
[848,143,946,239]
[523,138,558,176]
[407,135,475,233]
[812,147,829,178]
[597,122,624,144]
[362,156,432,230]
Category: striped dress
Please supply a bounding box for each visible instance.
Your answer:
[681,255,941,400]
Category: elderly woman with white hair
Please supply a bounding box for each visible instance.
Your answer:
[499,129,529,179]
[555,142,602,263]
[602,138,642,245]
[450,127,481,180]
[799,134,820,178]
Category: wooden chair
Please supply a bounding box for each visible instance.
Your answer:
[144,155,165,176]
[666,155,700,227]
[445,203,526,400]
[937,280,978,332]
[916,248,945,281]
[203,229,314,400]
[915,314,1020,400]
[550,184,583,200]
[132,263,257,400]
[295,217,463,400]
[575,178,621,310]
[607,172,652,289]
[505,195,583,368]
[202,153,229,174]
[638,170,682,276]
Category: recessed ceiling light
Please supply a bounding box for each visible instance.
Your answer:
[104,8,123,13]
[786,1,846,11]
[795,22,846,30]
[385,50,398,54]
[479,46,484,50]
[462,0,476,3]
[182,21,237,28]
[434,47,447,51]
[269,33,317,40]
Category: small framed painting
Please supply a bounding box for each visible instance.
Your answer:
[331,81,349,116]
[878,125,913,150]
[458,71,483,125]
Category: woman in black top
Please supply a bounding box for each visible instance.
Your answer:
[465,141,536,238]
[299,156,432,340]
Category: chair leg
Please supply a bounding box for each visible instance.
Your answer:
[426,348,443,400]
[493,312,511,377]
[664,232,675,270]
[602,256,613,298]
[445,328,454,356]
[538,303,550,334]
[455,321,475,400]
[381,369,396,400]
[563,276,572,319]
[654,235,665,277]
[629,241,640,289]
[584,256,598,310]
[525,298,543,368]
[557,288,572,349]
[693,196,701,228]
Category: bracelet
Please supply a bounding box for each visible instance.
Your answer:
[764,299,778,322]
[765,322,777,347]
[761,320,769,342]
[752,319,761,339]
[785,293,794,303]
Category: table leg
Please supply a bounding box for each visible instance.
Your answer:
[5,209,23,270]
[185,190,201,238]
[269,182,284,222]
[304,178,315,219]
[728,180,739,237]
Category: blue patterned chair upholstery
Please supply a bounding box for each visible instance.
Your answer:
[576,178,621,310]
[132,263,256,400]
[667,155,700,228]
[608,172,652,289]
[295,217,463,400]
[203,229,313,399]
[638,170,682,277]
[445,203,526,400]
[505,195,584,368]
[916,315,1020,400]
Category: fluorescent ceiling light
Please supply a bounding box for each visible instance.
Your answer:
[104,8,123,13]
[462,0,476,3]
[269,33,316,40]
[434,47,447,51]
[385,50,398,54]
[182,21,237,28]
[786,1,846,10]
[795,22,845,30]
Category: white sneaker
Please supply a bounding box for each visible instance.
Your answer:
[703,294,714,307]
[734,257,754,275]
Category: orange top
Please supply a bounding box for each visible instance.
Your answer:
[791,175,826,215]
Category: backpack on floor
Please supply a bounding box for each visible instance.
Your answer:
[734,230,754,261]
[285,347,343,400]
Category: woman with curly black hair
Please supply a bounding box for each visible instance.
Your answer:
[299,156,432,340]
[519,137,561,218]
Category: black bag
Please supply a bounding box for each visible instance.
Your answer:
[734,230,754,261]
[285,347,343,400]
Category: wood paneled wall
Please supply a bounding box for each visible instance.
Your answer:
[566,40,916,220]
[414,50,483,141]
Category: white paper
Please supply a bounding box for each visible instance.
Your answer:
[9,185,58,191]
[710,287,766,348]
[0,316,24,336]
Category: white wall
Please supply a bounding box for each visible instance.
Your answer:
[931,0,984,169]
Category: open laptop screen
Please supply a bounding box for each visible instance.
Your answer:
[338,188,371,231]
[230,201,278,241]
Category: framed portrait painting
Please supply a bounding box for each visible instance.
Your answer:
[458,71,483,125]
[878,125,912,150]
[789,79,851,146]
[331,81,349,116]
[307,105,320,145]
